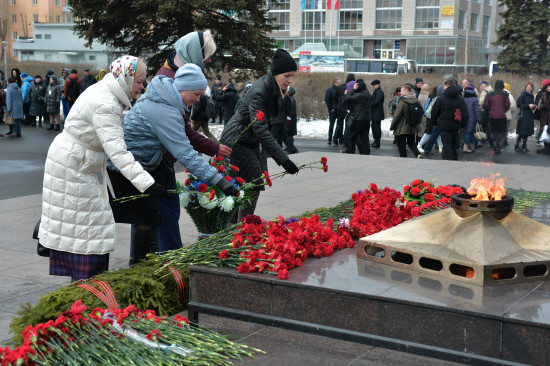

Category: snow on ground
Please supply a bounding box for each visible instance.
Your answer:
[208,117,395,140]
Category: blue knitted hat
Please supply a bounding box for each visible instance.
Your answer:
[174,64,207,91]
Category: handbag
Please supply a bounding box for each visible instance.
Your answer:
[473,123,487,141]
[541,125,550,143]
[5,114,14,125]
[33,219,50,257]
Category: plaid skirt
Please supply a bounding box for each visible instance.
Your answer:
[50,249,109,280]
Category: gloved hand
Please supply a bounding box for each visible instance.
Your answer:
[216,178,239,196]
[282,159,299,174]
[144,183,168,198]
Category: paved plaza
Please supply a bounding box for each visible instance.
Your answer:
[1,151,548,364]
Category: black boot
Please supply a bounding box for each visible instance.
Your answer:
[522,140,529,152]
[46,124,54,131]
[129,227,155,266]
[54,124,60,131]
[514,142,520,152]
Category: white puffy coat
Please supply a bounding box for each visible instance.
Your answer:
[39,73,155,255]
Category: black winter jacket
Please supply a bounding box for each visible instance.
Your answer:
[325,85,338,113]
[191,94,211,122]
[370,87,385,121]
[430,86,469,131]
[344,89,371,122]
[220,71,290,190]
[336,74,355,117]
[217,86,240,122]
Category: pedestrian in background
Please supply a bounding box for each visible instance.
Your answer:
[413,78,423,98]
[80,68,97,93]
[5,77,24,137]
[324,78,340,145]
[483,80,510,154]
[334,73,355,147]
[287,86,298,144]
[211,75,224,124]
[343,79,371,154]
[216,83,239,124]
[390,83,423,158]
[369,79,384,148]
[191,92,219,142]
[21,73,33,125]
[516,82,536,153]
[59,68,70,120]
[45,75,63,131]
[462,86,480,153]
[27,75,47,127]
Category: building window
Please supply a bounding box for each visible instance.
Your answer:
[56,15,61,23]
[44,34,51,39]
[89,55,96,61]
[339,0,363,8]
[470,13,479,32]
[302,11,326,31]
[33,14,38,23]
[268,0,290,31]
[482,15,491,44]
[12,31,17,40]
[12,49,17,57]
[10,0,15,5]
[458,9,466,30]
[415,0,439,29]
[484,0,491,5]
[35,34,42,39]
[375,0,402,30]
[32,0,37,5]
[56,0,61,5]
[44,54,52,60]
[339,11,363,30]
[11,14,16,23]
[21,50,34,61]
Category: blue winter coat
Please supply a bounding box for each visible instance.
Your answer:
[21,76,33,103]
[463,92,480,134]
[516,91,535,136]
[106,75,222,185]
[5,83,24,119]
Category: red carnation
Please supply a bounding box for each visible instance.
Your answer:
[184,179,190,186]
[422,182,431,188]
[411,179,422,186]
[278,268,289,280]
[256,110,265,122]
[323,164,328,172]
[209,190,216,201]
[197,183,208,192]
[264,170,272,187]
[425,193,435,202]
[235,177,246,185]
[230,165,239,172]
[410,187,421,196]
[321,156,328,164]
[217,166,225,172]
[214,156,224,162]
[219,250,228,260]
[403,185,410,193]
[224,176,233,182]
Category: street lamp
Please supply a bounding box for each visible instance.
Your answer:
[1,41,7,81]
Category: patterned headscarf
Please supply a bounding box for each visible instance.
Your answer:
[110,55,142,99]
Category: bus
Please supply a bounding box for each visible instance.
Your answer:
[346,58,417,75]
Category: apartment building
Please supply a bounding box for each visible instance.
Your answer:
[267,0,505,72]
[1,0,72,61]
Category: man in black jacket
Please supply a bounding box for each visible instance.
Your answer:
[413,78,423,98]
[325,78,341,145]
[333,73,355,147]
[80,68,96,93]
[430,79,469,160]
[369,79,385,148]
[216,84,240,124]
[343,80,371,154]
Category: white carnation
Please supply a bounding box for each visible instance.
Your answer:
[179,192,191,207]
[219,196,235,212]
[199,194,218,210]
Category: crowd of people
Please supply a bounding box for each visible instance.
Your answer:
[325,75,550,159]
[32,30,301,283]
[0,66,102,136]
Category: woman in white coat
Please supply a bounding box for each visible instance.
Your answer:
[39,56,167,281]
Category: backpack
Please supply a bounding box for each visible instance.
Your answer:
[388,95,400,115]
[424,96,437,119]
[453,107,462,123]
[535,88,544,109]
[67,78,80,100]
[406,102,424,125]
[204,98,216,119]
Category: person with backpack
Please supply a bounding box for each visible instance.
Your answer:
[191,92,218,142]
[64,69,81,111]
[483,80,510,155]
[389,83,424,159]
[431,79,469,160]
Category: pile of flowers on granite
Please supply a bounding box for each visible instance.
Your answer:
[1,300,262,365]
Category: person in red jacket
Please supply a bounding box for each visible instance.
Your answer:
[483,80,510,154]
[63,69,81,112]
[144,30,232,254]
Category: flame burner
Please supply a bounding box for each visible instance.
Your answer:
[451,193,514,220]
[357,193,550,286]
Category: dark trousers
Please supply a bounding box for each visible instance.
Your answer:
[328,110,337,142]
[440,130,459,160]
[345,119,370,155]
[62,99,70,120]
[396,134,420,157]
[333,114,345,144]
[270,123,297,152]
[212,106,223,124]
[423,126,441,153]
[370,120,381,144]
[155,174,183,252]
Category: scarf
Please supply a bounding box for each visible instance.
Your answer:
[110,56,141,99]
